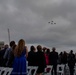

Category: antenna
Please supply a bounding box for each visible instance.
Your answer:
[7,28,10,45]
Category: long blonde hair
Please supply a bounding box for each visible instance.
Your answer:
[15,39,25,57]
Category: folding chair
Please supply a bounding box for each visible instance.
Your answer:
[27,66,38,75]
[3,67,13,75]
[0,67,13,75]
[65,64,70,75]
[44,65,53,75]
[57,64,65,75]
[74,65,76,75]
[0,67,4,75]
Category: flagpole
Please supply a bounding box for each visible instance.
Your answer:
[7,28,10,45]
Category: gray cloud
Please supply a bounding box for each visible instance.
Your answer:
[0,0,76,52]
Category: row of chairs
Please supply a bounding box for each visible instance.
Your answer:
[27,65,64,75]
[0,65,66,75]
[27,65,53,75]
[27,64,72,75]
[1,64,76,75]
[0,66,53,75]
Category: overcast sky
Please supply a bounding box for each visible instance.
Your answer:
[0,0,76,52]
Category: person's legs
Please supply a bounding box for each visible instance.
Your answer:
[51,68,53,75]
[36,66,44,75]
[69,67,74,75]
[53,65,57,75]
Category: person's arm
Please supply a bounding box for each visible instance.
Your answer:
[3,48,9,59]
[25,46,28,58]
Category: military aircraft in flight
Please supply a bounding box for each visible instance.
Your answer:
[48,21,56,24]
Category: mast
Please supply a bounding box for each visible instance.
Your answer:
[7,28,10,45]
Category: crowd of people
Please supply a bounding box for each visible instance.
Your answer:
[0,39,76,75]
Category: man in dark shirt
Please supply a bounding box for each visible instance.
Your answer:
[36,45,46,75]
[68,50,75,75]
[27,45,37,66]
[49,47,58,75]
[0,44,9,66]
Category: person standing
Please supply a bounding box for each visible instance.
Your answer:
[62,51,68,65]
[27,46,37,75]
[3,41,15,67]
[27,45,36,66]
[36,45,46,75]
[68,50,75,75]
[7,44,17,67]
[0,44,9,66]
[11,39,28,75]
[49,47,58,75]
